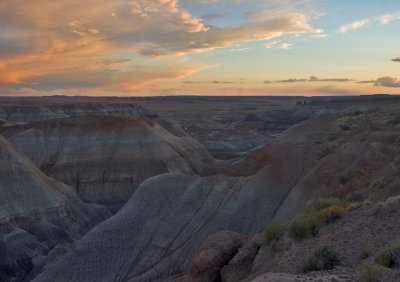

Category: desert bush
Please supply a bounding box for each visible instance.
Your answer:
[359,135,368,142]
[316,144,337,159]
[362,263,385,282]
[319,206,347,224]
[288,214,320,241]
[310,197,349,212]
[289,198,351,241]
[301,245,340,273]
[375,244,400,268]
[345,193,364,202]
[263,221,285,245]
[339,124,351,131]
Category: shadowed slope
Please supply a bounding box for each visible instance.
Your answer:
[0,135,109,281]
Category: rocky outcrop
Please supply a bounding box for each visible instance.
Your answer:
[0,135,109,281]
[185,231,261,282]
[188,231,243,282]
[1,115,214,206]
[220,237,261,282]
[0,102,153,122]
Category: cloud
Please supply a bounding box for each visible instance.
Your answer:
[229,47,251,52]
[5,62,208,91]
[0,0,322,92]
[358,80,377,84]
[358,77,400,88]
[201,13,227,21]
[276,78,307,83]
[392,58,400,62]
[374,77,400,88]
[183,80,235,84]
[265,41,293,49]
[378,13,400,25]
[338,19,369,33]
[275,76,353,83]
[336,12,400,35]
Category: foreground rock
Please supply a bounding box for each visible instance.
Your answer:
[0,135,109,281]
[1,115,214,207]
[188,231,243,282]
[184,231,261,282]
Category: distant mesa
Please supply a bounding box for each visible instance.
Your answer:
[0,102,153,123]
[392,57,400,62]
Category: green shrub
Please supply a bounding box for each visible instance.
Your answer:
[263,221,284,245]
[319,206,347,224]
[310,197,349,212]
[375,244,400,268]
[301,245,340,273]
[288,214,320,241]
[359,135,368,142]
[345,193,364,202]
[288,197,353,242]
[362,263,385,282]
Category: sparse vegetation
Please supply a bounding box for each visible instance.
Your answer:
[263,221,285,245]
[316,144,337,159]
[362,263,385,282]
[375,244,400,268]
[288,214,320,241]
[310,197,349,211]
[359,135,368,142]
[288,197,351,241]
[319,206,346,224]
[345,193,364,202]
[370,178,385,190]
[301,245,340,273]
[327,132,340,141]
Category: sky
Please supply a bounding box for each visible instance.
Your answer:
[0,0,399,96]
